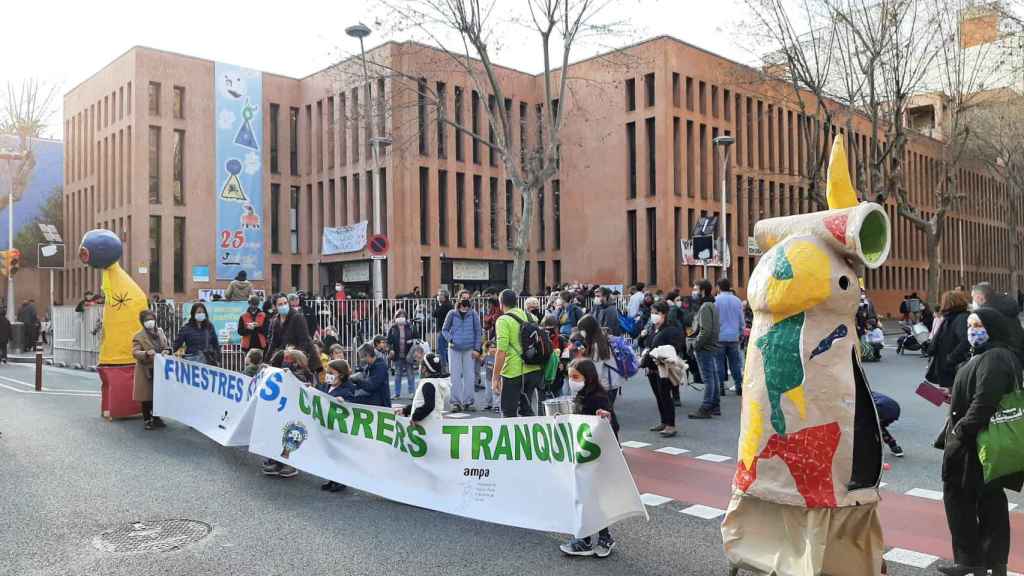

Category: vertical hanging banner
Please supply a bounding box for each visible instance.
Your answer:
[215,63,264,281]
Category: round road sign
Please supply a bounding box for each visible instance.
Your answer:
[367,234,389,256]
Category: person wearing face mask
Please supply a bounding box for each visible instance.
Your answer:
[237,296,268,353]
[592,287,622,337]
[433,290,454,363]
[333,282,347,302]
[689,279,721,420]
[559,358,619,558]
[266,294,321,374]
[642,301,682,437]
[442,291,482,412]
[173,303,221,366]
[387,310,419,399]
[132,309,171,430]
[937,306,1024,576]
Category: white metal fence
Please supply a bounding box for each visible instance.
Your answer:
[52,294,630,373]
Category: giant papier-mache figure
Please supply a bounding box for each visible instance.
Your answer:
[79,229,149,365]
[721,136,892,576]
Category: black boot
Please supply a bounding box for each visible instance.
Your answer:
[935,564,984,576]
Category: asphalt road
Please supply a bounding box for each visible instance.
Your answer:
[0,342,1020,576]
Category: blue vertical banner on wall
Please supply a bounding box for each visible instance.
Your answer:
[214,63,264,281]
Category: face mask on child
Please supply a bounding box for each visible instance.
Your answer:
[143,319,156,330]
[325,374,336,385]
[968,327,989,348]
[568,377,585,394]
[195,313,207,322]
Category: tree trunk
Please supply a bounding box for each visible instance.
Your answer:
[509,182,536,294]
[925,228,942,309]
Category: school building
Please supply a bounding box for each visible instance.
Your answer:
[62,35,1015,315]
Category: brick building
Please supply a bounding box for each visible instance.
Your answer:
[62,36,1016,315]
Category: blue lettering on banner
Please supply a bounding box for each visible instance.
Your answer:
[163,357,248,404]
[259,372,288,412]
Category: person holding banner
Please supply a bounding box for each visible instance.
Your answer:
[173,303,222,366]
[560,358,618,558]
[132,309,171,430]
[396,353,450,426]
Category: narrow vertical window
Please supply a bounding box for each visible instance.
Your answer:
[673,117,681,196]
[289,107,299,175]
[672,73,680,108]
[438,170,448,246]
[420,167,430,245]
[418,78,428,155]
[647,207,657,284]
[505,180,514,250]
[626,78,636,112]
[289,186,300,254]
[172,86,184,119]
[471,90,480,164]
[456,172,465,247]
[149,215,162,293]
[172,129,185,205]
[436,81,447,159]
[148,126,160,204]
[626,122,637,198]
[271,184,281,253]
[644,73,655,107]
[490,177,498,250]
[488,95,497,167]
[270,103,280,173]
[538,185,546,251]
[626,210,637,286]
[473,175,482,249]
[454,87,465,162]
[553,179,561,250]
[148,82,160,116]
[173,217,185,293]
[646,117,656,196]
[327,96,335,169]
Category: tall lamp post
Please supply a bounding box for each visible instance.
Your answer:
[712,135,735,280]
[346,23,385,301]
[0,149,27,321]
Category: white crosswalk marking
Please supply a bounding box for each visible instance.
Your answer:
[905,488,943,501]
[694,453,731,463]
[621,441,652,449]
[654,447,690,455]
[679,504,725,519]
[639,493,673,507]
[882,548,939,568]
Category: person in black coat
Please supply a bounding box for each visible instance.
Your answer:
[266,294,322,374]
[928,290,972,389]
[939,304,1024,576]
[641,301,683,438]
[172,303,221,365]
[559,358,619,558]
[0,307,10,364]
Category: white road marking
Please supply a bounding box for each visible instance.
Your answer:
[0,381,100,397]
[0,375,99,394]
[882,548,938,568]
[905,488,943,501]
[640,493,673,507]
[694,453,731,463]
[621,441,652,449]
[654,447,690,455]
[679,504,725,519]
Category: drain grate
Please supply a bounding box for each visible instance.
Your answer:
[92,519,212,553]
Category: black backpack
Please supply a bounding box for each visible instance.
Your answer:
[503,311,552,367]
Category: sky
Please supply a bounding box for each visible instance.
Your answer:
[1,0,763,140]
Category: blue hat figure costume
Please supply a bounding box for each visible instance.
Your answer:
[80,229,149,418]
[721,137,892,575]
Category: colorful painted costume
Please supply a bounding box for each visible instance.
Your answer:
[79,229,148,365]
[721,137,891,576]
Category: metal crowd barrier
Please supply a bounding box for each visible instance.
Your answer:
[52,294,630,372]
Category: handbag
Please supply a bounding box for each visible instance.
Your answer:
[976,379,1024,484]
[202,327,220,367]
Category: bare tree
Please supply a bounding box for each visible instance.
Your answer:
[1,80,58,212]
[354,0,629,293]
[965,91,1024,295]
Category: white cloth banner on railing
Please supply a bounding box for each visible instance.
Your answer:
[321,221,368,255]
[152,355,647,537]
[153,356,261,446]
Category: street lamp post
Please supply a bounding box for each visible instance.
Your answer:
[712,135,735,281]
[346,23,384,301]
[0,149,27,322]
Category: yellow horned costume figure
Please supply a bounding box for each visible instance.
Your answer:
[79,229,148,365]
[720,137,891,576]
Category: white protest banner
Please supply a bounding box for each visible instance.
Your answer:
[153,355,262,446]
[321,221,368,255]
[248,370,647,537]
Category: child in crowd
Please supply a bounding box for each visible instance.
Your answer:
[481,340,500,413]
[871,391,904,457]
[542,317,563,400]
[317,358,355,493]
[396,353,450,426]
[560,358,619,558]
[243,348,264,377]
[328,344,346,361]
[283,348,316,385]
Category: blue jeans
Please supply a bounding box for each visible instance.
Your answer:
[715,341,744,393]
[393,358,416,397]
[696,350,721,411]
[436,333,449,366]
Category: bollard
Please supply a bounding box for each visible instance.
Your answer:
[35,349,43,391]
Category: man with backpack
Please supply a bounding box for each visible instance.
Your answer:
[592,287,622,337]
[492,289,548,417]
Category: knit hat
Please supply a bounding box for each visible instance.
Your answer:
[421,353,444,377]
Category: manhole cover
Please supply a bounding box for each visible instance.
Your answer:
[92,519,211,553]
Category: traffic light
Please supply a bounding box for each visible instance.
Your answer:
[0,251,7,276]
[8,249,20,275]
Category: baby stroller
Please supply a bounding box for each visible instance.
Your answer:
[896,322,929,356]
